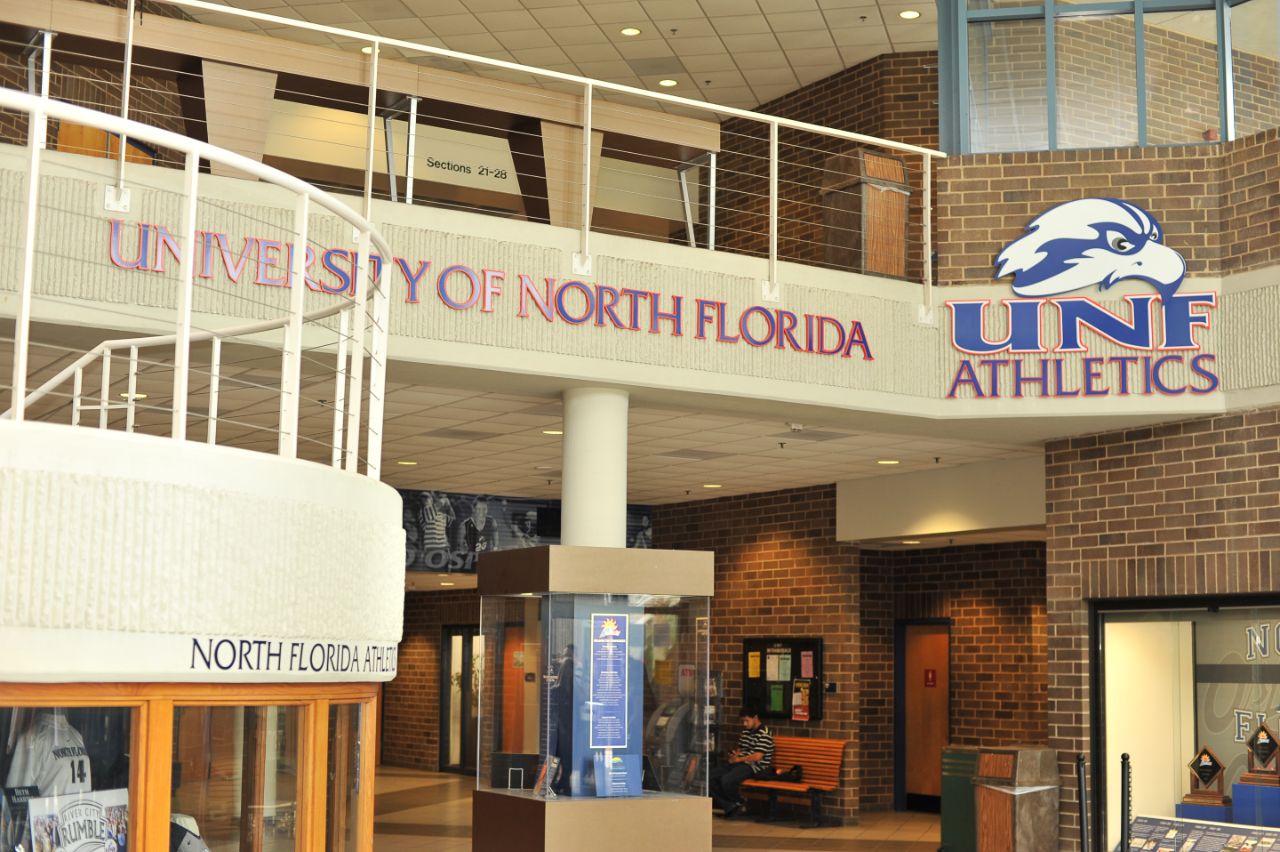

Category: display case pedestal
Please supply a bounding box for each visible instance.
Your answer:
[473,789,710,852]
[1176,802,1232,822]
[1233,784,1280,828]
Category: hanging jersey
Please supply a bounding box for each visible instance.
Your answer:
[4,712,92,796]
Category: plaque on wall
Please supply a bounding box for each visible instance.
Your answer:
[1183,746,1230,806]
[1242,722,1280,787]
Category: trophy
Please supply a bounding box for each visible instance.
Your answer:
[1241,722,1280,787]
[1183,746,1230,806]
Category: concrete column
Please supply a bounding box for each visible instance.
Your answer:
[560,387,628,547]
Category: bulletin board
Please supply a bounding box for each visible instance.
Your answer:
[741,637,824,722]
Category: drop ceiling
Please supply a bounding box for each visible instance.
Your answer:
[191,0,939,110]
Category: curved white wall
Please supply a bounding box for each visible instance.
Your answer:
[0,421,405,682]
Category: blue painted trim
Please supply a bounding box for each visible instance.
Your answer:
[1218,0,1235,141]
[1046,0,1058,150]
[966,6,1046,20]
[1135,0,1147,146]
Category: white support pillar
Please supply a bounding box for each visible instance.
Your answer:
[560,387,628,548]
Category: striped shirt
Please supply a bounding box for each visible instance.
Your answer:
[737,725,774,775]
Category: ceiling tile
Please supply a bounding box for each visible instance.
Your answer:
[294,4,363,25]
[776,29,837,51]
[462,0,526,10]
[531,5,592,26]
[475,9,540,29]
[444,32,507,52]
[554,24,612,44]
[512,45,573,65]
[426,12,489,34]
[712,15,771,35]
[586,1,649,24]
[831,23,890,46]
[495,28,558,48]
[651,17,716,37]
[719,32,781,53]
[767,10,826,32]
[666,36,726,55]
[697,0,759,15]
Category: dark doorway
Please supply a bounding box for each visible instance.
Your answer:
[440,625,483,774]
[894,619,952,812]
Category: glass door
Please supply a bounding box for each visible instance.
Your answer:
[441,626,483,773]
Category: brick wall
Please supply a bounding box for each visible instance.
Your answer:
[381,589,480,770]
[711,52,938,276]
[859,544,1048,808]
[652,484,864,822]
[1045,406,1280,849]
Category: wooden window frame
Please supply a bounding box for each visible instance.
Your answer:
[2,682,379,851]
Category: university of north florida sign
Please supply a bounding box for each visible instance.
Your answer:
[106,219,874,361]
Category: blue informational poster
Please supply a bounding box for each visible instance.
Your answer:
[589,613,629,749]
[1122,814,1280,850]
[592,752,642,798]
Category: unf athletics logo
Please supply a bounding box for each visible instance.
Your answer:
[995,197,1187,300]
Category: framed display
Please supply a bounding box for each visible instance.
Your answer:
[741,638,824,722]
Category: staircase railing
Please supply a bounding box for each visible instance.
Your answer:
[0,87,393,479]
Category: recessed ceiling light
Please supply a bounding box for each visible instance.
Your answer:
[658,79,678,87]
[542,429,563,436]
[902,540,921,545]
[535,465,554,471]
[703,483,723,489]
[440,581,455,586]
[396,460,418,466]
[360,45,373,54]
[899,9,921,19]
[620,26,642,36]
[519,592,536,597]
[877,459,900,465]
[119,391,147,401]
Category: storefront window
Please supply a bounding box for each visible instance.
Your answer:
[326,703,363,851]
[172,706,301,851]
[1101,604,1280,849]
[0,706,132,852]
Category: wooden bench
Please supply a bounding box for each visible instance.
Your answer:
[740,735,848,827]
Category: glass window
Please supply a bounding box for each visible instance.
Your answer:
[968,19,1049,153]
[1146,10,1223,145]
[1056,15,1138,149]
[1101,604,1280,850]
[0,706,132,852]
[326,704,363,852]
[172,706,301,851]
[478,592,711,800]
[1229,0,1280,138]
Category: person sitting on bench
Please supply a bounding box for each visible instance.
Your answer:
[709,705,773,818]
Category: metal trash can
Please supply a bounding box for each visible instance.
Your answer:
[941,746,979,852]
[973,746,1059,852]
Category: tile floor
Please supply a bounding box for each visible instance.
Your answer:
[373,766,941,851]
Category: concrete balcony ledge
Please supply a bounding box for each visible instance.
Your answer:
[0,420,405,682]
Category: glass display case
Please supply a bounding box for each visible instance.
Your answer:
[478,591,710,800]
[473,544,715,852]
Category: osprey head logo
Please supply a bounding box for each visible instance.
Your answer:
[995,198,1186,299]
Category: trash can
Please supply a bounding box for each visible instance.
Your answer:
[973,746,1059,852]
[941,746,979,852]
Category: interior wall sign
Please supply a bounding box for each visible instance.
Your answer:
[945,198,1219,399]
[106,220,874,362]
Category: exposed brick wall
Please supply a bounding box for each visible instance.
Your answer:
[711,52,938,277]
[1045,406,1280,849]
[1221,126,1280,273]
[936,124,1280,286]
[858,544,1048,808]
[653,484,864,823]
[381,589,480,770]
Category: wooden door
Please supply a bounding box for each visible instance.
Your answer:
[501,626,525,752]
[901,623,950,810]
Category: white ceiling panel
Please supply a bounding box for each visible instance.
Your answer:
[191,0,937,109]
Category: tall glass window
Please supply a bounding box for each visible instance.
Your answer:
[943,0,1280,153]
[172,706,301,851]
[1056,15,1139,149]
[968,19,1049,153]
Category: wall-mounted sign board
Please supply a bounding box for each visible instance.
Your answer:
[742,637,823,723]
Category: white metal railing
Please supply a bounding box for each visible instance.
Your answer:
[0,87,393,478]
[7,0,945,313]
